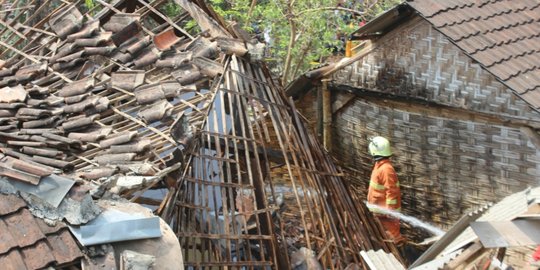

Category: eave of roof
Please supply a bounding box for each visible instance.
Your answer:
[350,3,413,40]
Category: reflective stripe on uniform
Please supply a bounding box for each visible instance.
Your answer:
[369,181,385,190]
[368,206,401,214]
[368,207,384,214]
[396,182,400,187]
[386,198,397,205]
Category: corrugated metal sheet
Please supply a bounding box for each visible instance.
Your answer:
[442,186,540,255]
[471,219,540,248]
[69,209,161,246]
[359,249,405,270]
[411,249,462,270]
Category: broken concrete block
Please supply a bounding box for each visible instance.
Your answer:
[110,176,155,194]
[0,85,27,103]
[120,250,155,270]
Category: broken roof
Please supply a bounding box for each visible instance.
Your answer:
[352,0,540,110]
[0,193,83,270]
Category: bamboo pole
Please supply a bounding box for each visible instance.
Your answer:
[322,78,332,151]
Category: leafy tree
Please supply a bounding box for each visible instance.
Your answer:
[78,0,399,85]
[208,0,401,85]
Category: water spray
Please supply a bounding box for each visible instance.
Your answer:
[365,202,445,236]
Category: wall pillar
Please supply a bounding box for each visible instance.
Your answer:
[322,78,332,151]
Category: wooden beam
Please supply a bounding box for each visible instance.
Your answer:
[331,83,540,129]
[443,240,485,269]
[322,78,332,151]
[203,135,287,164]
[316,85,323,139]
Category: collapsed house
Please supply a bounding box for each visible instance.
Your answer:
[0,0,406,269]
[287,0,540,267]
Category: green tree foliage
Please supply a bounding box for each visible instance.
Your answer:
[208,0,401,85]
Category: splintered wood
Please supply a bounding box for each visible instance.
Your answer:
[0,0,402,269]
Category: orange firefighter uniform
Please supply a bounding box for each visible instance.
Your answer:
[367,158,403,242]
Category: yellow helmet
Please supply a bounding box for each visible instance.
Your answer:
[368,136,392,157]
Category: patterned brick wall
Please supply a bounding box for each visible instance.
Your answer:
[333,17,540,121]
[331,98,540,227]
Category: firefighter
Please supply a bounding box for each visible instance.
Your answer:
[367,136,404,244]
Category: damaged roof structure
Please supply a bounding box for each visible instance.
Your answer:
[0,0,403,269]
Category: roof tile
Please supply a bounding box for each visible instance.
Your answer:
[456,34,493,53]
[0,249,27,270]
[4,209,46,248]
[0,194,83,269]
[0,220,17,254]
[34,217,66,235]
[506,75,533,94]
[46,229,83,264]
[409,0,447,17]
[21,241,56,269]
[0,194,26,216]
[430,6,481,28]
[409,0,540,108]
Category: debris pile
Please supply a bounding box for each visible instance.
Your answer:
[409,187,540,269]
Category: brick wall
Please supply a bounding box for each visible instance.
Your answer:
[329,97,540,227]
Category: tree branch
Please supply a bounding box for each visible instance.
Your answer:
[246,0,257,24]
[281,0,296,85]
